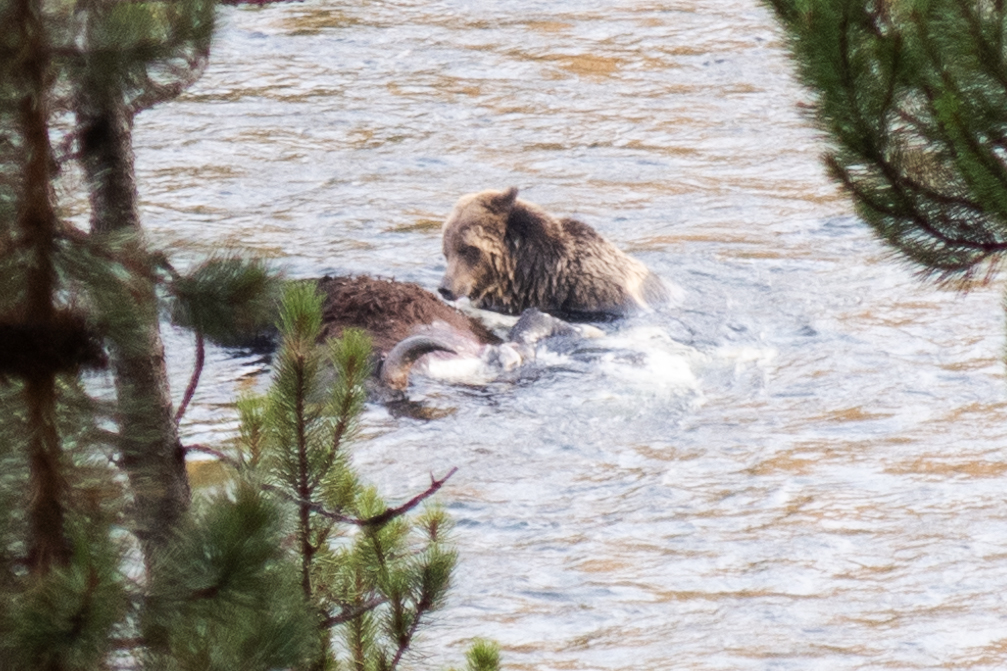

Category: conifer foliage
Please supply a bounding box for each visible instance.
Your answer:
[232,284,486,671]
[1,0,287,654]
[1,0,502,668]
[765,0,1007,284]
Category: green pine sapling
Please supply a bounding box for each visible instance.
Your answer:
[233,282,495,671]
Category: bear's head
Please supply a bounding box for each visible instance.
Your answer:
[438,187,519,305]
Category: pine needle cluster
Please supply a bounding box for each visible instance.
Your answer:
[765,0,1007,285]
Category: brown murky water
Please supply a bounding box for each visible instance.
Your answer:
[136,0,1007,668]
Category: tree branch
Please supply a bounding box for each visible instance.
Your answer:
[174,329,204,424]
[321,596,389,628]
[387,592,435,671]
[274,469,457,528]
[130,50,210,115]
[181,446,459,528]
[185,442,239,467]
[359,467,458,528]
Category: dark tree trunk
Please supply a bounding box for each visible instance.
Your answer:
[76,82,191,560]
[14,0,73,581]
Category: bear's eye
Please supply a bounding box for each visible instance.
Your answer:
[460,245,481,265]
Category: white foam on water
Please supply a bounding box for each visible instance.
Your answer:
[713,344,778,367]
[594,326,702,393]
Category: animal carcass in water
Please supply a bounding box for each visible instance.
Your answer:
[316,275,591,391]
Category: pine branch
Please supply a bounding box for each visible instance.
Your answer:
[130,49,210,116]
[295,359,314,599]
[313,330,370,492]
[321,596,388,628]
[830,157,1007,257]
[767,0,1007,282]
[160,257,206,425]
[166,255,281,347]
[268,469,458,528]
[464,640,502,671]
[386,584,439,671]
[213,287,472,668]
[359,468,458,529]
[56,227,162,287]
[958,2,1007,92]
[183,444,461,531]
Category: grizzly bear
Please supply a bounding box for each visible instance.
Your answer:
[438,187,668,319]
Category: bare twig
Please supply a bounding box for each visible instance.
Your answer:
[185,443,242,468]
[360,468,458,528]
[155,257,204,426]
[174,329,204,424]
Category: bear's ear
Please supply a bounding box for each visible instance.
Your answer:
[489,187,519,214]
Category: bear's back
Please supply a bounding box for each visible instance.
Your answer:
[555,217,666,317]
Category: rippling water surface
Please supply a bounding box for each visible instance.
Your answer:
[136,0,1007,668]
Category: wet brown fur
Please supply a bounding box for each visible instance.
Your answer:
[439,187,667,318]
[317,275,501,355]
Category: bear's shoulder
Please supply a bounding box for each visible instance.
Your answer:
[558,216,607,243]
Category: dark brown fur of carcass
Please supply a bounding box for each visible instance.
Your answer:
[317,275,501,355]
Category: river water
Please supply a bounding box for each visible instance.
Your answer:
[134,0,1007,668]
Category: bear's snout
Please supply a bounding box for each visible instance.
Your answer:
[438,284,458,301]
